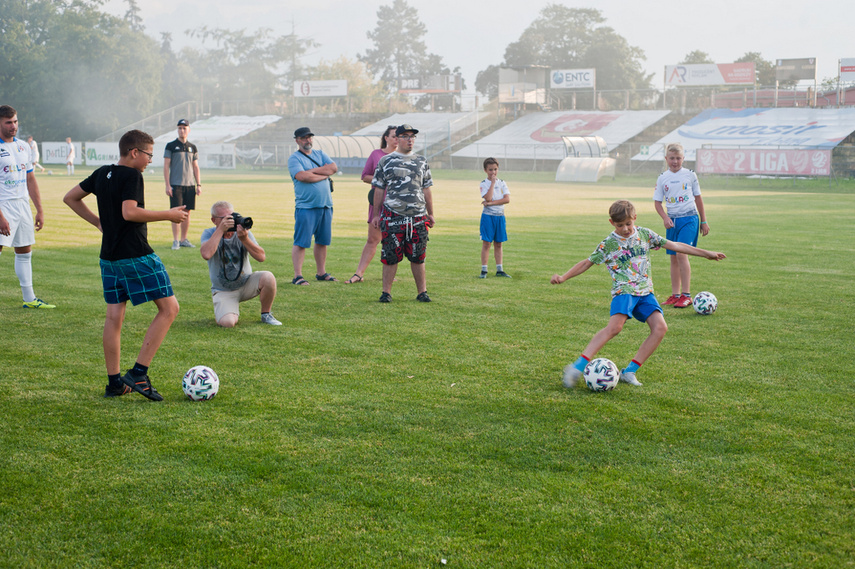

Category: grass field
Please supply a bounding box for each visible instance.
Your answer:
[1,167,853,568]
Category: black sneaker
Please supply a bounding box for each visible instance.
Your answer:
[478,271,488,279]
[104,382,131,398]
[495,271,512,278]
[416,291,432,302]
[120,370,164,401]
[379,292,392,303]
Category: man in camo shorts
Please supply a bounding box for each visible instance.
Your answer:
[370,124,435,303]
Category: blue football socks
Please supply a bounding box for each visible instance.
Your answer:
[573,355,590,373]
[622,360,641,375]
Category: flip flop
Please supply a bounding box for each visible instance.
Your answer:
[315,273,337,282]
[344,274,363,284]
[292,276,309,285]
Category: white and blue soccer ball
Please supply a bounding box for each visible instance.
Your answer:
[584,358,620,392]
[182,365,220,401]
[692,291,718,315]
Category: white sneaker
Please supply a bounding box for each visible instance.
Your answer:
[261,313,282,326]
[619,371,643,386]
[171,241,180,250]
[562,365,582,389]
[179,239,195,248]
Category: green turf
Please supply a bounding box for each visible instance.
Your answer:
[1,169,853,567]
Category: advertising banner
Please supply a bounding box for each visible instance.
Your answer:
[293,80,347,98]
[41,141,82,165]
[84,142,121,166]
[840,58,855,82]
[550,69,596,89]
[776,58,817,81]
[631,107,855,162]
[665,63,756,86]
[696,148,831,176]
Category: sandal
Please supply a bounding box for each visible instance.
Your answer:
[291,276,309,286]
[315,273,337,282]
[344,274,363,284]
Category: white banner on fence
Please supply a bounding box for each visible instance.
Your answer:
[665,63,756,86]
[293,80,347,98]
[42,142,82,165]
[453,110,670,160]
[632,107,855,162]
[840,58,855,82]
[550,69,596,89]
[84,142,121,166]
[696,148,832,176]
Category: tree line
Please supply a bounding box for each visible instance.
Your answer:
[1,0,782,140]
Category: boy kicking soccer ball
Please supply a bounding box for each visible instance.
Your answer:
[550,200,726,388]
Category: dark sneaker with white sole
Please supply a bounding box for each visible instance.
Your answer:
[416,291,431,302]
[120,370,164,401]
[379,292,392,303]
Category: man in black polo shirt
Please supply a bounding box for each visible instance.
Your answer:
[164,119,201,249]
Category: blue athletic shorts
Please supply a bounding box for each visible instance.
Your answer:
[665,215,699,256]
[610,293,662,322]
[100,253,174,306]
[294,207,332,248]
[480,213,508,243]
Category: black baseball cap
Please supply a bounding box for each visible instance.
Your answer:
[177,119,190,126]
[395,124,418,136]
[294,127,314,138]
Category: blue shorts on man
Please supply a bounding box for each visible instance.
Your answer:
[293,207,332,249]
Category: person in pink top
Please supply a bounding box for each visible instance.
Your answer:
[344,125,398,284]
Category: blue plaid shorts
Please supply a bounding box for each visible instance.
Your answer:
[100,253,174,306]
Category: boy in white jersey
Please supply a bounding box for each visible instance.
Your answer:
[478,157,511,278]
[0,105,55,308]
[654,142,710,308]
[550,200,725,388]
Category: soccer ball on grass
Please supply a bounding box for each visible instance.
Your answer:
[692,291,718,315]
[584,358,620,392]
[182,365,220,401]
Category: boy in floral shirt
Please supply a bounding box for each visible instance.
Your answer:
[550,200,726,388]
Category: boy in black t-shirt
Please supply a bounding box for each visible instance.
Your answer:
[64,130,188,400]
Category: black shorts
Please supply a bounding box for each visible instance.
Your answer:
[169,185,197,210]
[380,207,430,265]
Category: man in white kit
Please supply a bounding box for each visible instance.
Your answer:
[0,105,55,308]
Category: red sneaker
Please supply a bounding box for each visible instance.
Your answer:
[663,294,679,305]
[673,294,692,308]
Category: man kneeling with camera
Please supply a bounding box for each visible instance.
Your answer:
[200,201,282,327]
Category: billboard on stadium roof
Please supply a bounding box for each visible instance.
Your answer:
[550,69,596,89]
[776,58,817,81]
[665,63,756,86]
[840,58,855,82]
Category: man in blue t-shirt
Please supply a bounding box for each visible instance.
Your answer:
[287,127,337,285]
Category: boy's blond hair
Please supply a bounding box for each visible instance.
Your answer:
[609,200,636,222]
[665,142,685,157]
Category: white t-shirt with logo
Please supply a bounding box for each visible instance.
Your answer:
[480,178,510,216]
[0,137,33,201]
[653,167,700,218]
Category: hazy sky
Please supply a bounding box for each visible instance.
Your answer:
[104,0,851,93]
